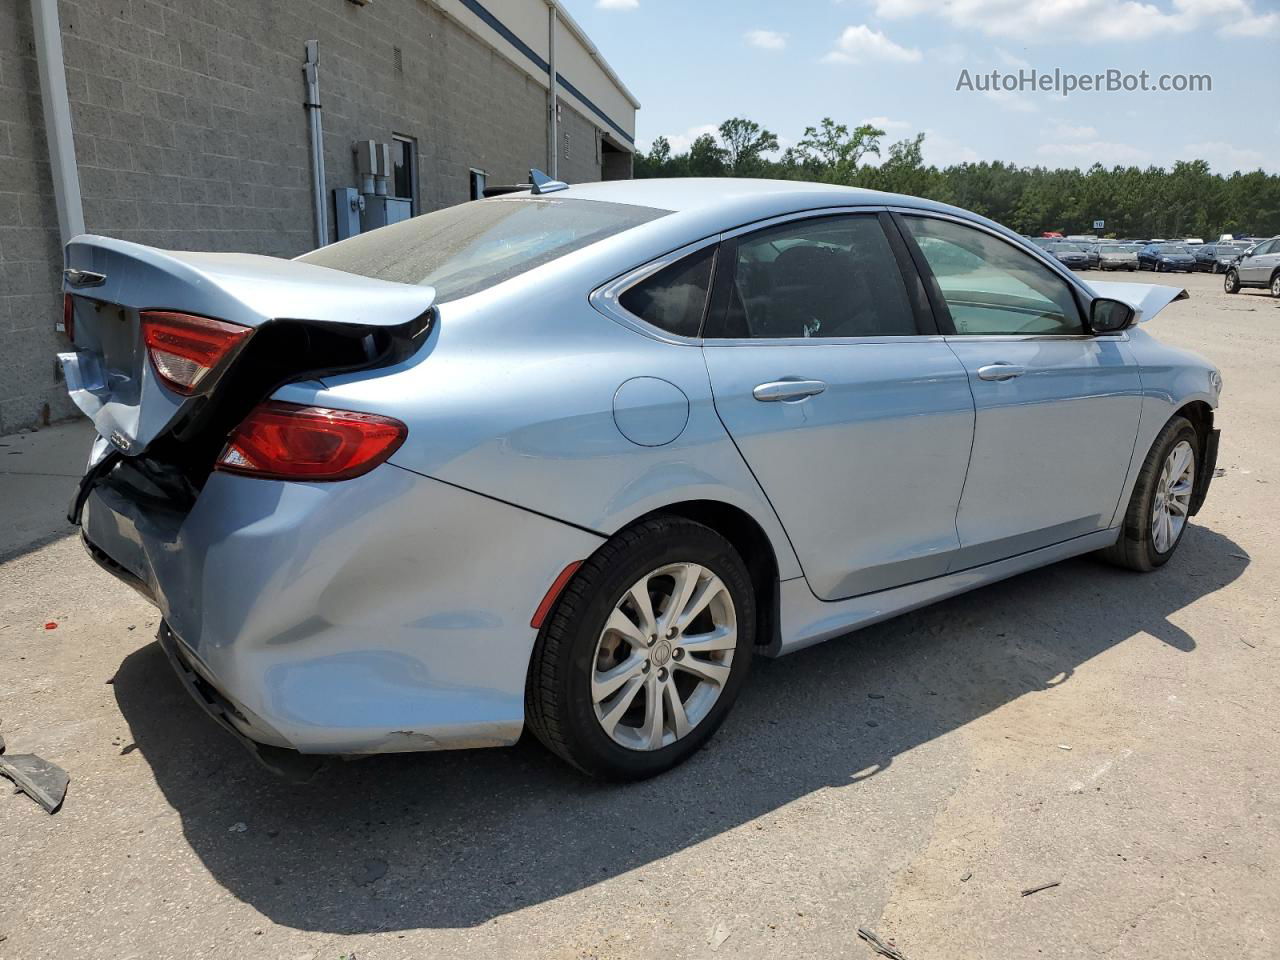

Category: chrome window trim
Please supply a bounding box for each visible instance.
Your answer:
[705,334,949,348]
[943,333,1130,343]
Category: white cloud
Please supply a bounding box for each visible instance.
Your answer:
[1220,10,1280,35]
[1044,121,1099,140]
[745,29,788,50]
[1036,140,1152,166]
[863,116,913,132]
[823,25,922,64]
[872,0,1272,43]
[1180,141,1268,173]
[595,0,638,9]
[981,89,1038,113]
[922,130,982,166]
[648,123,720,154]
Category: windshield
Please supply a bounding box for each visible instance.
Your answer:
[1056,243,1084,252]
[299,197,670,302]
[1157,244,1191,254]
[1109,244,1142,253]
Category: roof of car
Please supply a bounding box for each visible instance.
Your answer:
[537,177,957,217]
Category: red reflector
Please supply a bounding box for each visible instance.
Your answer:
[141,310,250,395]
[61,293,74,341]
[216,401,407,482]
[530,561,583,629]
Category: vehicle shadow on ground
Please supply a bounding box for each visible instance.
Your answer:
[112,525,1246,932]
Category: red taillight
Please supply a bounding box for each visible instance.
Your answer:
[216,402,407,482]
[141,310,250,395]
[61,293,74,341]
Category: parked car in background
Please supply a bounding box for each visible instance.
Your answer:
[1081,243,1103,270]
[1099,243,1141,271]
[1051,242,1092,270]
[1224,236,1280,297]
[58,178,1222,780]
[1139,243,1197,272]
[1196,242,1252,273]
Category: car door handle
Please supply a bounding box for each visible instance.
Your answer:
[753,379,828,402]
[976,363,1026,382]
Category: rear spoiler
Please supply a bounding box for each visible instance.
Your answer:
[1086,281,1189,324]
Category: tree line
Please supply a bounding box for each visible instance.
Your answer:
[634,118,1280,239]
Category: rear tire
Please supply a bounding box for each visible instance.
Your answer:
[1099,416,1199,572]
[1224,269,1241,294]
[1270,272,1280,299]
[525,516,755,780]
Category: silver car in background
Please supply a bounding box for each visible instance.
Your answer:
[1099,243,1141,271]
[60,178,1222,780]
[1224,236,1280,297]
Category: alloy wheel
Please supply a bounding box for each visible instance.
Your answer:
[590,562,736,751]
[1151,440,1195,554]
[1271,275,1280,298]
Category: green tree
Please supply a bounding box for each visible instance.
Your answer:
[792,118,886,184]
[686,133,729,177]
[718,117,779,177]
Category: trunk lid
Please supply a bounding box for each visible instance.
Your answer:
[60,235,434,458]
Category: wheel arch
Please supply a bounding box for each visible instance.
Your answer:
[1173,400,1217,515]
[630,499,782,653]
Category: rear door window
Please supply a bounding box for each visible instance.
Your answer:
[300,197,670,302]
[708,215,919,339]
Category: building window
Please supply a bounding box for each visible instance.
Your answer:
[469,168,488,201]
[392,135,418,214]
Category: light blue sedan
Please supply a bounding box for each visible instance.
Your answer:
[60,177,1222,780]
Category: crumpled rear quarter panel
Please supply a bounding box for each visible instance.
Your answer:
[85,464,604,753]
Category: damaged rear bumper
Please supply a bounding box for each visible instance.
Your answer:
[79,461,605,763]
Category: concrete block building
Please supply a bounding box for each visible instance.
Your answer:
[0,0,638,433]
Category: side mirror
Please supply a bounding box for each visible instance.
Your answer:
[1089,298,1135,334]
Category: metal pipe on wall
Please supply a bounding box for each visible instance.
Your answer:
[30,0,85,248]
[303,40,328,248]
[547,2,559,179]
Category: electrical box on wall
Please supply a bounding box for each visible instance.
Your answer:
[361,196,411,231]
[335,138,409,240]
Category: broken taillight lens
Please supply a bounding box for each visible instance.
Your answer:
[141,310,250,395]
[216,402,407,482]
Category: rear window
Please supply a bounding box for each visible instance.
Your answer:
[299,197,670,302]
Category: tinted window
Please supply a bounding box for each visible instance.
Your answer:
[300,198,669,302]
[618,246,715,338]
[1252,239,1276,255]
[904,217,1083,336]
[713,216,917,339]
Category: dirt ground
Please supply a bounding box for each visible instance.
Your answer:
[1,271,1276,960]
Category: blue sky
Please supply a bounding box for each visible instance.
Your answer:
[560,0,1280,173]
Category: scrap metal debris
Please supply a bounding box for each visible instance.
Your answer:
[0,751,70,814]
[1021,881,1061,897]
[858,927,908,960]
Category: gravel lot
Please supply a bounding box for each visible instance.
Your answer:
[1,271,1276,960]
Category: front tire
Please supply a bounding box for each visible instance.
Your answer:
[1099,416,1199,572]
[1224,269,1241,294]
[525,516,755,780]
[1270,272,1280,299]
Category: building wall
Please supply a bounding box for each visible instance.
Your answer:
[0,0,630,434]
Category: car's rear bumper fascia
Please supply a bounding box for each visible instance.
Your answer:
[79,462,606,758]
